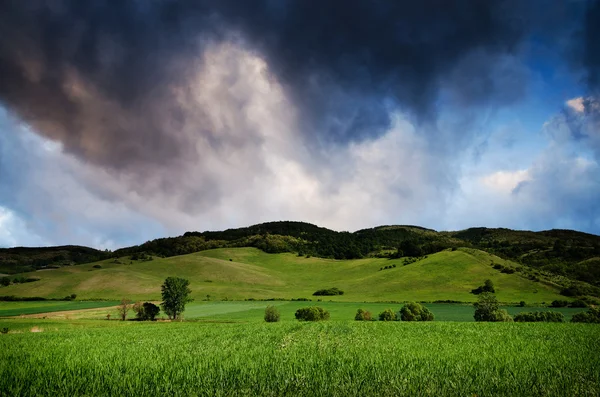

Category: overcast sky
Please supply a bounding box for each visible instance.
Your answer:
[0,0,599,249]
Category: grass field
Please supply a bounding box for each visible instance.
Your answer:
[0,300,585,322]
[0,301,118,317]
[0,247,568,303]
[1,320,598,396]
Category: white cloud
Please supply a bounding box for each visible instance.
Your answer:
[566,97,585,113]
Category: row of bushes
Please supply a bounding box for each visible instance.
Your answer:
[514,311,565,322]
[0,276,40,287]
[550,299,587,308]
[264,303,435,323]
[0,294,76,302]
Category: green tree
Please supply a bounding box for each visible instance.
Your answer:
[473,292,512,322]
[161,277,193,320]
[142,302,160,321]
[400,302,434,321]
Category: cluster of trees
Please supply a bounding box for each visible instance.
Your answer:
[0,246,111,274]
[571,307,600,323]
[551,299,588,308]
[354,303,435,322]
[115,277,193,321]
[312,288,344,296]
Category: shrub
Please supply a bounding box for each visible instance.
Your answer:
[312,288,344,296]
[378,309,397,322]
[569,300,588,308]
[264,305,280,322]
[491,309,514,322]
[295,306,330,321]
[519,301,526,307]
[571,307,600,323]
[471,279,495,295]
[551,300,569,308]
[514,311,564,322]
[500,267,515,274]
[0,328,8,334]
[355,308,373,321]
[400,302,434,321]
[93,265,102,269]
[0,277,10,287]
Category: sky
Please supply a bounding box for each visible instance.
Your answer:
[0,0,599,249]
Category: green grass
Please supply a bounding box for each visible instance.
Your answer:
[0,301,118,317]
[0,248,568,303]
[181,301,586,322]
[1,320,598,396]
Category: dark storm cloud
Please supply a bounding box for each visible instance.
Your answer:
[583,0,600,92]
[0,0,532,173]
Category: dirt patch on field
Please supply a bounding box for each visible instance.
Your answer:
[30,326,43,332]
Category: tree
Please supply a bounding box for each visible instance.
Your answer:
[400,302,434,321]
[378,308,397,321]
[264,305,280,322]
[355,308,372,321]
[571,307,600,323]
[142,302,160,321]
[118,298,131,321]
[473,292,512,322]
[161,277,193,320]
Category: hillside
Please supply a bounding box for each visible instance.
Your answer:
[0,246,110,274]
[2,221,599,291]
[0,247,572,303]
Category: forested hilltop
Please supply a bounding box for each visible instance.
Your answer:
[2,221,600,287]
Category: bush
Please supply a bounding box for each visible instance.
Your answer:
[400,302,434,321]
[471,279,495,295]
[354,308,373,321]
[93,265,102,269]
[312,288,344,296]
[519,301,526,307]
[1,328,8,334]
[378,309,397,322]
[491,309,514,322]
[264,305,280,322]
[514,311,564,322]
[0,277,10,287]
[551,300,569,308]
[569,300,588,308]
[295,306,330,321]
[571,307,600,323]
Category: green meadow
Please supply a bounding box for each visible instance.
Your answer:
[1,320,599,396]
[1,247,568,304]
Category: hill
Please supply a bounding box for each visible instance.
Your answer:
[0,247,576,303]
[0,246,110,274]
[2,221,599,293]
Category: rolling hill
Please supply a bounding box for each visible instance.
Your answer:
[0,247,575,303]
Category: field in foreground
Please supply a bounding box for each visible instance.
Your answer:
[1,320,599,396]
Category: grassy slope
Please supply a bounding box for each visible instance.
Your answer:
[0,247,566,303]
